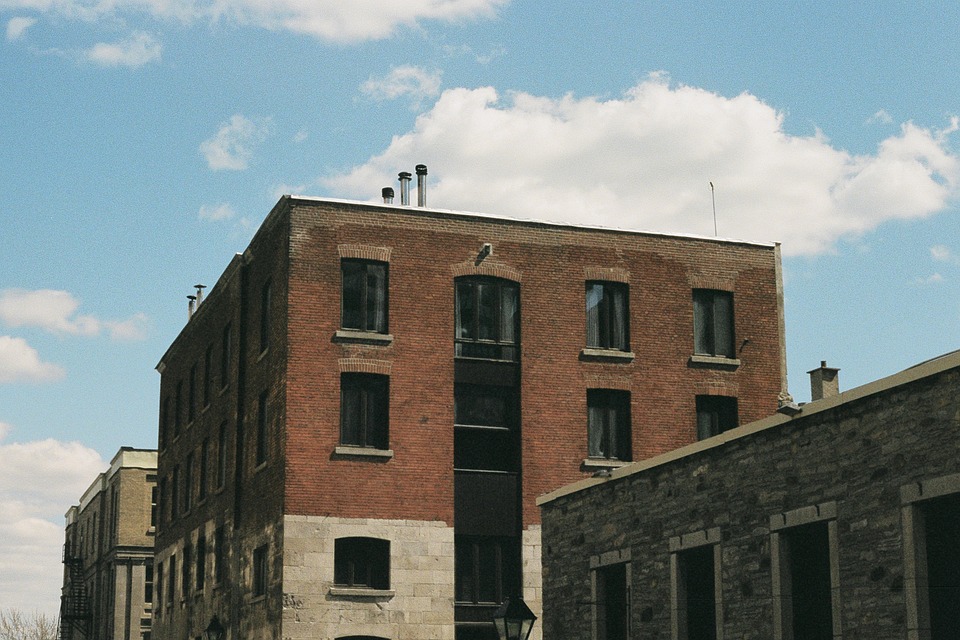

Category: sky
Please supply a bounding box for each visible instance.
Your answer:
[2,0,960,618]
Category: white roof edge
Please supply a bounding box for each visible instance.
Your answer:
[537,348,960,506]
[78,473,106,512]
[285,195,778,249]
[108,448,158,480]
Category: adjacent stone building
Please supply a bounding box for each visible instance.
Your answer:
[152,178,787,640]
[60,448,158,640]
[539,351,960,640]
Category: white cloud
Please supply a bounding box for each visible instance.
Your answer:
[361,65,442,106]
[6,16,35,41]
[931,244,952,262]
[0,289,147,340]
[0,0,508,42]
[85,31,162,68]
[0,436,105,617]
[867,109,893,125]
[324,76,960,256]
[200,114,270,171]
[914,272,944,285]
[0,336,65,383]
[199,202,237,221]
[293,129,309,143]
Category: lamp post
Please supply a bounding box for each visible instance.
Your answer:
[492,596,537,640]
[203,616,225,640]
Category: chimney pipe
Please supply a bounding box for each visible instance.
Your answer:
[382,187,395,204]
[194,284,206,306]
[415,164,427,207]
[808,360,840,401]
[187,295,197,320]
[398,172,412,206]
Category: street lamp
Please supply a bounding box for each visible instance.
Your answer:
[492,596,537,640]
[203,616,225,640]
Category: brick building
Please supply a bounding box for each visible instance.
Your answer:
[152,181,786,640]
[60,448,158,640]
[539,352,960,640]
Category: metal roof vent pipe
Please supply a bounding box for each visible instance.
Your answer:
[398,172,412,206]
[382,187,395,204]
[416,164,428,207]
[187,295,197,320]
[194,284,206,306]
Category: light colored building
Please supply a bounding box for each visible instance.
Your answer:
[60,448,158,640]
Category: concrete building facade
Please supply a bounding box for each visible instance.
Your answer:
[539,352,960,640]
[60,448,158,640]
[152,187,787,640]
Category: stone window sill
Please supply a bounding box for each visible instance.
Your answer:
[334,446,394,459]
[329,587,395,599]
[579,348,635,362]
[333,330,394,346]
[688,354,741,368]
[582,458,631,469]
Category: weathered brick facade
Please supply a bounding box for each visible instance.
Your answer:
[539,351,960,640]
[153,194,785,640]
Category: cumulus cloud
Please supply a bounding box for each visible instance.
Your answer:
[0,337,65,383]
[361,65,442,106]
[0,289,147,340]
[0,435,105,616]
[199,202,237,221]
[931,244,953,262]
[0,0,508,42]
[867,109,893,125]
[324,76,960,256]
[6,16,35,41]
[200,115,271,171]
[85,31,161,67]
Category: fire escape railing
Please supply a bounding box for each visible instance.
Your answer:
[58,545,91,640]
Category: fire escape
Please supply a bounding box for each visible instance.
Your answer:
[58,545,91,640]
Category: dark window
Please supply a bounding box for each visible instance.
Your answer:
[196,533,206,592]
[340,374,389,449]
[167,554,175,605]
[203,344,213,407]
[171,467,180,520]
[253,544,268,597]
[150,486,158,528]
[217,422,227,489]
[260,280,271,353]
[188,364,197,423]
[586,281,629,351]
[174,382,183,438]
[156,561,163,612]
[214,525,226,585]
[220,323,231,390]
[783,522,832,640]
[693,289,734,357]
[587,390,632,461]
[341,260,388,333]
[183,452,193,513]
[677,546,717,640]
[182,544,192,598]
[455,278,519,361]
[160,397,169,449]
[335,537,389,589]
[159,479,167,525]
[145,565,153,604]
[455,536,520,605]
[199,439,209,500]
[696,396,738,440]
[597,563,629,640]
[256,391,268,466]
[454,384,518,472]
[922,494,960,638]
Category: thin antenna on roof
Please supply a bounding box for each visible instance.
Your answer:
[709,181,717,236]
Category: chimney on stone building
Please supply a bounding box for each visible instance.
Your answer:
[808,360,840,401]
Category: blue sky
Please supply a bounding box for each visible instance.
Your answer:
[2,0,959,616]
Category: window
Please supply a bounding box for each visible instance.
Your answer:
[340,374,389,449]
[174,381,183,438]
[341,260,388,333]
[334,537,389,590]
[454,384,518,472]
[196,533,206,592]
[145,565,154,604]
[217,422,227,489]
[779,523,833,640]
[155,561,163,613]
[160,397,169,449]
[675,546,718,640]
[256,391,268,466]
[587,390,632,461]
[171,467,180,520]
[253,545,268,597]
[183,452,193,513]
[220,323,231,390]
[214,526,226,585]
[203,344,213,407]
[906,492,960,639]
[182,544,192,598]
[596,563,629,640]
[150,486,158,528]
[167,554,175,606]
[695,396,738,440]
[693,289,734,358]
[199,439,209,500]
[455,536,519,605]
[455,277,519,361]
[259,280,271,353]
[586,282,629,351]
[159,479,167,524]
[188,364,197,423]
